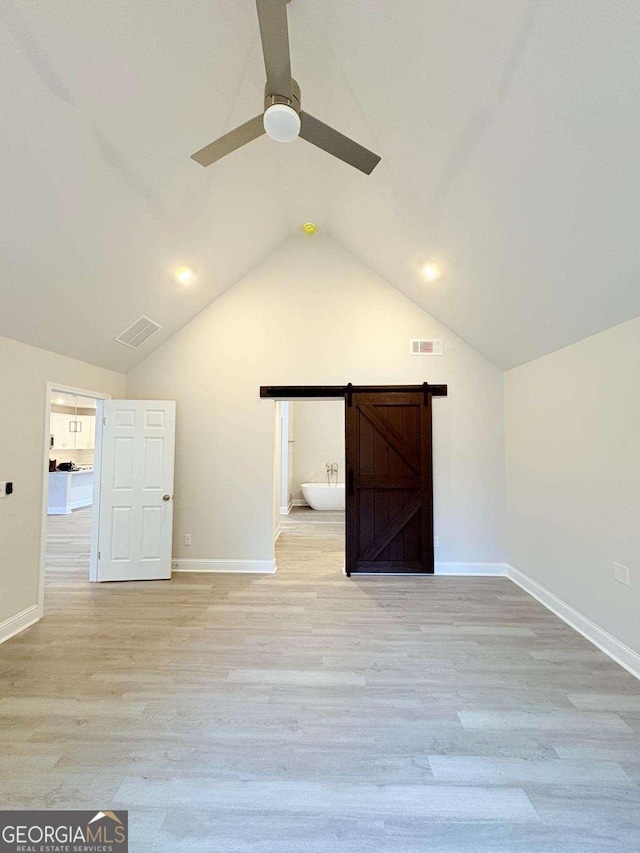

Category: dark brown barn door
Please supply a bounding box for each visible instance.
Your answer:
[345,391,434,574]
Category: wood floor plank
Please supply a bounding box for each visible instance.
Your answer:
[428,755,634,786]
[457,710,635,733]
[567,693,640,712]
[113,778,538,821]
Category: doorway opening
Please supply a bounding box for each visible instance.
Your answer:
[264,384,447,575]
[274,399,346,577]
[40,391,177,601]
[40,383,110,606]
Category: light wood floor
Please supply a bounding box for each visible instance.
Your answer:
[1,509,639,851]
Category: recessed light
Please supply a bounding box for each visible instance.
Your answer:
[422,261,442,282]
[175,266,195,286]
[302,222,318,235]
[55,397,65,405]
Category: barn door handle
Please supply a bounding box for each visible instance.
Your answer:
[348,469,355,495]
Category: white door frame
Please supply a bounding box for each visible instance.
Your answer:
[279,401,291,515]
[39,383,111,610]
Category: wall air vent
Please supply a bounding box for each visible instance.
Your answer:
[115,315,161,349]
[410,338,443,356]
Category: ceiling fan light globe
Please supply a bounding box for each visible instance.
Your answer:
[263,103,300,143]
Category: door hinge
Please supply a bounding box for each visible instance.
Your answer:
[103,416,106,426]
[98,551,101,561]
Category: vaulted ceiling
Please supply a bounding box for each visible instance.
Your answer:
[1,0,639,371]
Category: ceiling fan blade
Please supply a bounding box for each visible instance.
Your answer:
[299,112,381,175]
[255,0,292,98]
[191,115,265,167]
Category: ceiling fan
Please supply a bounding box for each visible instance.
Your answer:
[191,0,381,174]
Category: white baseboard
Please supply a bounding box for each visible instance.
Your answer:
[279,502,293,516]
[0,604,42,645]
[507,564,640,681]
[435,562,508,576]
[173,559,277,574]
[274,527,281,543]
[291,499,308,507]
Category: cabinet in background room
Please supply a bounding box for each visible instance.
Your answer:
[75,415,96,450]
[50,413,96,450]
[50,412,69,449]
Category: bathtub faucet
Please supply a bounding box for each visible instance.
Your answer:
[326,462,339,486]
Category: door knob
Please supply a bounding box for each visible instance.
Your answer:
[162,494,172,502]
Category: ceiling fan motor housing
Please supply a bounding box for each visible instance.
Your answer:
[264,78,301,115]
[263,78,301,142]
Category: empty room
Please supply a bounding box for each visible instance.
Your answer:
[0,1,639,851]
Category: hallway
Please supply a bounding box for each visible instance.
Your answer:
[45,507,93,582]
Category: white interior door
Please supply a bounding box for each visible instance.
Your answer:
[96,400,176,581]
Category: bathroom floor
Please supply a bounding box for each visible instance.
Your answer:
[279,507,345,575]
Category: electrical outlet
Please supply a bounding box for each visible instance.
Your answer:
[434,536,440,548]
[184,533,192,547]
[613,563,630,586]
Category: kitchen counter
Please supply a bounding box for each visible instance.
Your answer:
[48,468,94,515]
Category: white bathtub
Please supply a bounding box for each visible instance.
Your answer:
[301,482,345,511]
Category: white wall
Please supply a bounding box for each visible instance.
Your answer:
[273,402,281,536]
[0,336,125,627]
[291,400,345,501]
[128,235,506,566]
[505,316,640,655]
